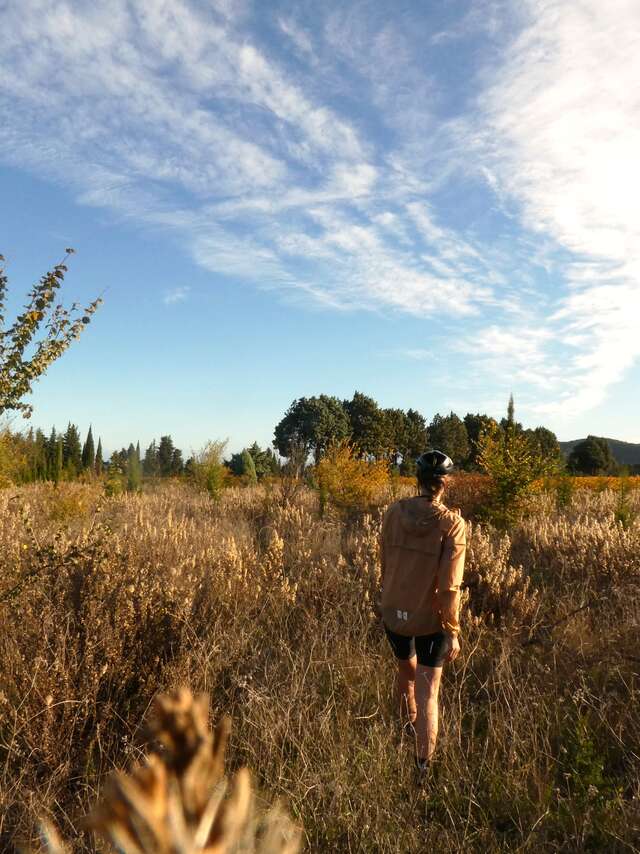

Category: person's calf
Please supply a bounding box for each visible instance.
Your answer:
[396,656,418,722]
[414,664,443,761]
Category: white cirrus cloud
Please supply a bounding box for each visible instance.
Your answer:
[475,0,640,415]
[163,286,191,305]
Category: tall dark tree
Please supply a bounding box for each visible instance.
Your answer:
[343,391,390,459]
[63,423,82,475]
[383,408,409,467]
[33,428,47,480]
[274,395,350,462]
[171,447,184,476]
[568,436,617,475]
[226,452,245,476]
[95,438,103,475]
[136,441,141,463]
[500,394,523,434]
[143,441,160,477]
[82,425,95,471]
[158,436,175,476]
[46,427,57,478]
[428,412,469,465]
[402,409,429,470]
[52,435,63,485]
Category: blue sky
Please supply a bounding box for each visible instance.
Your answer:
[1,0,639,455]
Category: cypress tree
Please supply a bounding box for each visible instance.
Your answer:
[46,427,57,478]
[241,448,258,484]
[171,447,184,476]
[63,423,82,476]
[95,438,103,475]
[143,441,160,477]
[34,429,47,481]
[136,441,141,463]
[158,436,175,477]
[82,425,96,471]
[127,444,142,492]
[52,436,63,485]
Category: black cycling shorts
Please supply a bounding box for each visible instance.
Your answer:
[383,624,449,668]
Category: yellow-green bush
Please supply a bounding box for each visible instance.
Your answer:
[315,441,390,513]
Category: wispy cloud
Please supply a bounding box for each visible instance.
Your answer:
[473,0,640,415]
[0,0,638,422]
[163,286,191,305]
[398,348,434,361]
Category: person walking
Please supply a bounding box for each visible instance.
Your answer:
[379,450,466,775]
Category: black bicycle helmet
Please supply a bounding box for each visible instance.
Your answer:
[416,449,454,477]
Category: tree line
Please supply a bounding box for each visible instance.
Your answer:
[2,393,632,489]
[0,423,104,484]
[0,425,281,489]
[273,391,564,472]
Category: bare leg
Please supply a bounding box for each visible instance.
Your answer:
[414,664,443,760]
[396,655,417,723]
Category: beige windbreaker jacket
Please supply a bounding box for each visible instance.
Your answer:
[380,496,466,637]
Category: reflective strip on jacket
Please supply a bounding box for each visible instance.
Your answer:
[380,496,466,637]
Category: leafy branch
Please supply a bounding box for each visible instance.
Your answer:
[0,249,102,418]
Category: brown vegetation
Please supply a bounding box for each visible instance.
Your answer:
[1,480,639,851]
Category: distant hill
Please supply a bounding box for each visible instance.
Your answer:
[559,437,640,466]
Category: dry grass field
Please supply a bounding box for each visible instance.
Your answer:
[1,478,639,852]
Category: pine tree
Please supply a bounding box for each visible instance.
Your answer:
[428,412,469,465]
[171,448,184,476]
[143,441,160,478]
[477,396,553,528]
[158,436,175,477]
[95,438,103,475]
[63,423,82,476]
[82,425,96,471]
[246,442,280,480]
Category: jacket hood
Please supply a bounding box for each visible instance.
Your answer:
[398,497,447,535]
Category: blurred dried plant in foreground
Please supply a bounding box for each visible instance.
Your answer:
[38,689,300,854]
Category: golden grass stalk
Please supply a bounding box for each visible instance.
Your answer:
[37,689,300,854]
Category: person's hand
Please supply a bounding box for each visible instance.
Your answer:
[445,634,460,662]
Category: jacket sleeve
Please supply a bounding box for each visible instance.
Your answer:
[436,514,466,636]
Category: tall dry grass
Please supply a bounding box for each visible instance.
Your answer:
[0,480,639,852]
